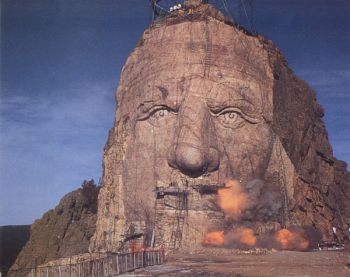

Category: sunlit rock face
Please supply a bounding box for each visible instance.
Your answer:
[90,4,349,252]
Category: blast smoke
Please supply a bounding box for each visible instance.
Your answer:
[274,228,309,251]
[216,179,282,222]
[203,180,310,251]
[202,227,257,248]
[217,180,249,219]
[202,231,225,246]
[225,227,257,247]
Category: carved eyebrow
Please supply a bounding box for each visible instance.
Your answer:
[135,85,179,112]
[156,86,169,99]
[209,81,257,101]
[137,100,158,113]
[207,98,254,109]
[205,81,261,113]
[137,104,177,121]
[137,99,178,114]
[135,85,170,107]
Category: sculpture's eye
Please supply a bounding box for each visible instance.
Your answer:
[151,109,170,119]
[211,107,258,129]
[137,105,177,127]
[148,107,176,127]
[222,112,238,123]
[216,110,244,128]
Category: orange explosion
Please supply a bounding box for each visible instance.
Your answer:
[202,231,225,246]
[236,227,257,246]
[217,180,249,219]
[275,229,309,251]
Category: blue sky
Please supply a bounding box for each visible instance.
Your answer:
[0,0,349,225]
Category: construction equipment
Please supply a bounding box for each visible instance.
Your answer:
[154,185,189,249]
[149,0,256,34]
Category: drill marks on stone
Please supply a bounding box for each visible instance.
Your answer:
[203,19,213,78]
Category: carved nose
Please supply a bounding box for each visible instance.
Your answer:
[175,144,208,177]
[167,96,220,178]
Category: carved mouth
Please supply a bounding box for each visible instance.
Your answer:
[191,183,226,195]
[155,182,226,196]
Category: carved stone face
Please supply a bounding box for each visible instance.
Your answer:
[133,74,274,181]
[92,14,345,252]
[117,21,275,224]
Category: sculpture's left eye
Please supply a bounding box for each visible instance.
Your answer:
[216,110,245,128]
[210,107,258,129]
[222,112,239,123]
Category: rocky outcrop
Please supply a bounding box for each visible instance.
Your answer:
[89,2,349,253]
[334,160,350,227]
[10,180,99,273]
[265,38,350,241]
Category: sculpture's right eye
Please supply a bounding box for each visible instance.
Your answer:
[137,105,177,127]
[150,109,170,120]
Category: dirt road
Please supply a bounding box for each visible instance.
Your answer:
[128,250,349,276]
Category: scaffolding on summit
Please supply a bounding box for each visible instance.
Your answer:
[149,0,256,34]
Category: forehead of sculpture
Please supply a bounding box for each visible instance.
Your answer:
[117,20,273,118]
[124,21,269,78]
[119,74,264,118]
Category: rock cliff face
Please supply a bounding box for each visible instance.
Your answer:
[89,3,350,252]
[85,4,350,251]
[10,180,99,272]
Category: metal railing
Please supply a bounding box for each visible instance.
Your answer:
[8,249,165,277]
